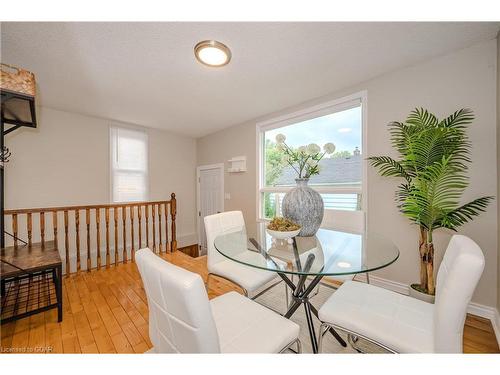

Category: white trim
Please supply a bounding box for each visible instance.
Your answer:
[259,185,362,194]
[177,232,199,249]
[365,274,410,295]
[363,274,500,347]
[255,90,368,222]
[256,125,263,221]
[196,163,225,247]
[256,92,364,130]
[493,309,500,348]
[109,124,149,203]
[360,90,368,230]
[465,303,500,348]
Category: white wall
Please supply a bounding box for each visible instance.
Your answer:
[4,106,198,251]
[198,39,498,308]
[497,34,500,313]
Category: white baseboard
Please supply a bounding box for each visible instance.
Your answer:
[493,309,500,348]
[364,274,500,347]
[177,232,198,248]
[365,274,410,295]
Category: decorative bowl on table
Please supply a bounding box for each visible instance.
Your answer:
[266,217,301,240]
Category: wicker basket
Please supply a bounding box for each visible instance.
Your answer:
[0,63,36,97]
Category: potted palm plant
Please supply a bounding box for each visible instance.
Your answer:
[369,108,493,301]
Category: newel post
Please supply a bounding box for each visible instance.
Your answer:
[170,193,177,252]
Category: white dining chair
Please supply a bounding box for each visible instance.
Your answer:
[321,210,369,288]
[317,234,485,353]
[204,211,283,299]
[136,248,301,353]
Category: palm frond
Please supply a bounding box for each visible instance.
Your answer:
[401,157,469,229]
[367,156,412,182]
[395,182,412,206]
[409,126,471,172]
[388,121,420,157]
[438,108,474,130]
[439,196,495,229]
[406,108,438,127]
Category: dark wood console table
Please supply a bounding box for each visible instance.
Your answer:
[1,241,62,324]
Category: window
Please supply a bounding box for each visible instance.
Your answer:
[257,93,365,220]
[110,126,149,202]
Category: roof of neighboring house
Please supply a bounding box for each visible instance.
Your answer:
[274,154,362,186]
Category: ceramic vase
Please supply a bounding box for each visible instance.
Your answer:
[282,178,323,236]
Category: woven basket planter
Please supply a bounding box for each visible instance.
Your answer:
[0,63,36,97]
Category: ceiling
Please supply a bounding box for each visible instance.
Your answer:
[1,22,499,138]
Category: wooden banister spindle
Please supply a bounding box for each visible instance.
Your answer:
[27,212,32,246]
[12,213,18,248]
[158,204,163,253]
[96,208,101,269]
[152,204,156,253]
[138,205,142,249]
[75,210,81,273]
[122,206,127,263]
[145,205,150,248]
[86,208,91,271]
[52,211,58,248]
[114,207,118,265]
[130,206,135,262]
[40,212,45,246]
[170,193,177,252]
[164,203,169,252]
[105,207,110,268]
[4,199,176,268]
[64,210,70,276]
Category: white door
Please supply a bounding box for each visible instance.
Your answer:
[197,164,224,255]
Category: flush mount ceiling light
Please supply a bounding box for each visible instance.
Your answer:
[194,40,231,67]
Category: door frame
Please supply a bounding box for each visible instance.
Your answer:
[196,163,225,249]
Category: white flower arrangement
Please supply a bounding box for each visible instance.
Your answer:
[275,133,336,179]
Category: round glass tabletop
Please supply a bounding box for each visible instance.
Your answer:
[214,223,399,276]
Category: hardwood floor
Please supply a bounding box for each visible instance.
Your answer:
[1,251,498,354]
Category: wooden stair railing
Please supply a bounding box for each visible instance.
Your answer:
[3,193,177,276]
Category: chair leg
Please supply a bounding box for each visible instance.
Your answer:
[280,338,302,354]
[319,322,397,354]
[207,272,249,297]
[285,283,289,308]
[366,273,370,284]
[348,334,363,353]
[296,338,302,354]
[318,323,330,353]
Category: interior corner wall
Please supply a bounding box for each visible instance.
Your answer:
[197,39,498,308]
[497,34,500,314]
[4,106,198,247]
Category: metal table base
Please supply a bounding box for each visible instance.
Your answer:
[279,270,346,353]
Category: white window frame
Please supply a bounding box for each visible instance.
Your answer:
[109,124,150,203]
[255,91,368,223]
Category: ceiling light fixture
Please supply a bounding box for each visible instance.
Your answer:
[194,40,231,67]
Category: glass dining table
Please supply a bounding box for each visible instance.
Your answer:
[214,223,399,353]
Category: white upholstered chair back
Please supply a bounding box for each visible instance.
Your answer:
[321,209,365,234]
[136,248,221,353]
[204,211,246,270]
[433,235,485,353]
